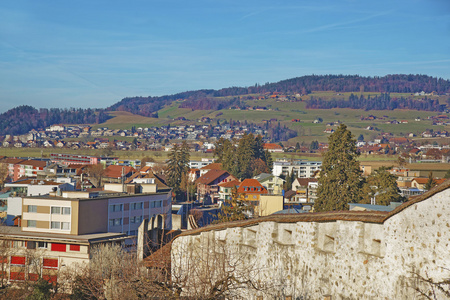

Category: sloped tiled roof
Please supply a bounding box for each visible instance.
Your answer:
[237,178,268,194]
[200,163,222,171]
[263,143,283,150]
[196,169,229,185]
[295,178,318,187]
[218,180,240,188]
[20,160,47,168]
[104,165,135,179]
[1,158,26,165]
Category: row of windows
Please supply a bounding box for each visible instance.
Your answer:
[8,241,80,252]
[27,220,70,230]
[27,205,70,215]
[109,215,145,226]
[109,201,162,212]
[243,187,263,192]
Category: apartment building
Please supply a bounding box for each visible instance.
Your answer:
[0,188,172,284]
[21,189,172,237]
[272,160,322,178]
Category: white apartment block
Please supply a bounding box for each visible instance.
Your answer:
[272,160,322,178]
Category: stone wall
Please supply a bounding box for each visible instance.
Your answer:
[171,184,450,299]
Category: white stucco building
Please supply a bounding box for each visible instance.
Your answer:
[272,160,322,178]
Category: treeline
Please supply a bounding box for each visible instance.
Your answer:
[107,74,450,118]
[0,105,111,135]
[306,93,445,111]
[260,74,450,94]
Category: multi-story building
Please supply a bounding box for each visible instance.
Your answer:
[0,187,172,285]
[50,153,99,165]
[21,189,172,237]
[272,160,322,178]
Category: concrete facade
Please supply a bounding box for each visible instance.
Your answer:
[171,182,450,299]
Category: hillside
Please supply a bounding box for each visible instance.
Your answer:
[107,74,450,117]
[1,74,450,136]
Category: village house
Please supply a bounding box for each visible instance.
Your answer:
[196,169,237,204]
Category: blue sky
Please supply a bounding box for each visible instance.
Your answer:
[0,0,449,113]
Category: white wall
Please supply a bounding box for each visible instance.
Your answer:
[172,187,450,299]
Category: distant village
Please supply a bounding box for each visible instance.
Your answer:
[3,115,450,161]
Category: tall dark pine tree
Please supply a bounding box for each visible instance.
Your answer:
[167,142,190,200]
[314,124,364,212]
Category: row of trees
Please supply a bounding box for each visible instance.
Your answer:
[214,134,273,180]
[0,105,111,135]
[314,124,405,212]
[306,93,444,111]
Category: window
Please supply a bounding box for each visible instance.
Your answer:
[28,205,37,213]
[12,241,25,248]
[61,222,70,230]
[131,202,143,210]
[51,207,61,214]
[51,221,60,229]
[27,220,36,228]
[109,204,123,212]
[129,230,137,235]
[62,207,71,215]
[155,201,162,208]
[130,216,143,224]
[38,242,48,249]
[109,218,122,226]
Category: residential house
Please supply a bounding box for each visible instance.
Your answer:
[236,178,268,203]
[411,177,446,190]
[196,170,237,203]
[291,178,318,204]
[103,165,136,184]
[253,173,284,195]
[218,180,240,201]
[199,163,223,176]
[263,143,284,153]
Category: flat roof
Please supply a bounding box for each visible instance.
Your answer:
[0,226,128,245]
[23,190,171,202]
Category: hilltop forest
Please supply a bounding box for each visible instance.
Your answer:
[1,74,450,136]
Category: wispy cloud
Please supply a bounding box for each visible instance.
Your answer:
[303,10,394,33]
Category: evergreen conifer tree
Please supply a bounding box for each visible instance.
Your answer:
[314,124,364,212]
[361,167,405,205]
[424,171,437,190]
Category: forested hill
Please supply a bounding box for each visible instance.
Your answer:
[107,74,450,117]
[0,105,110,135]
[2,74,450,136]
